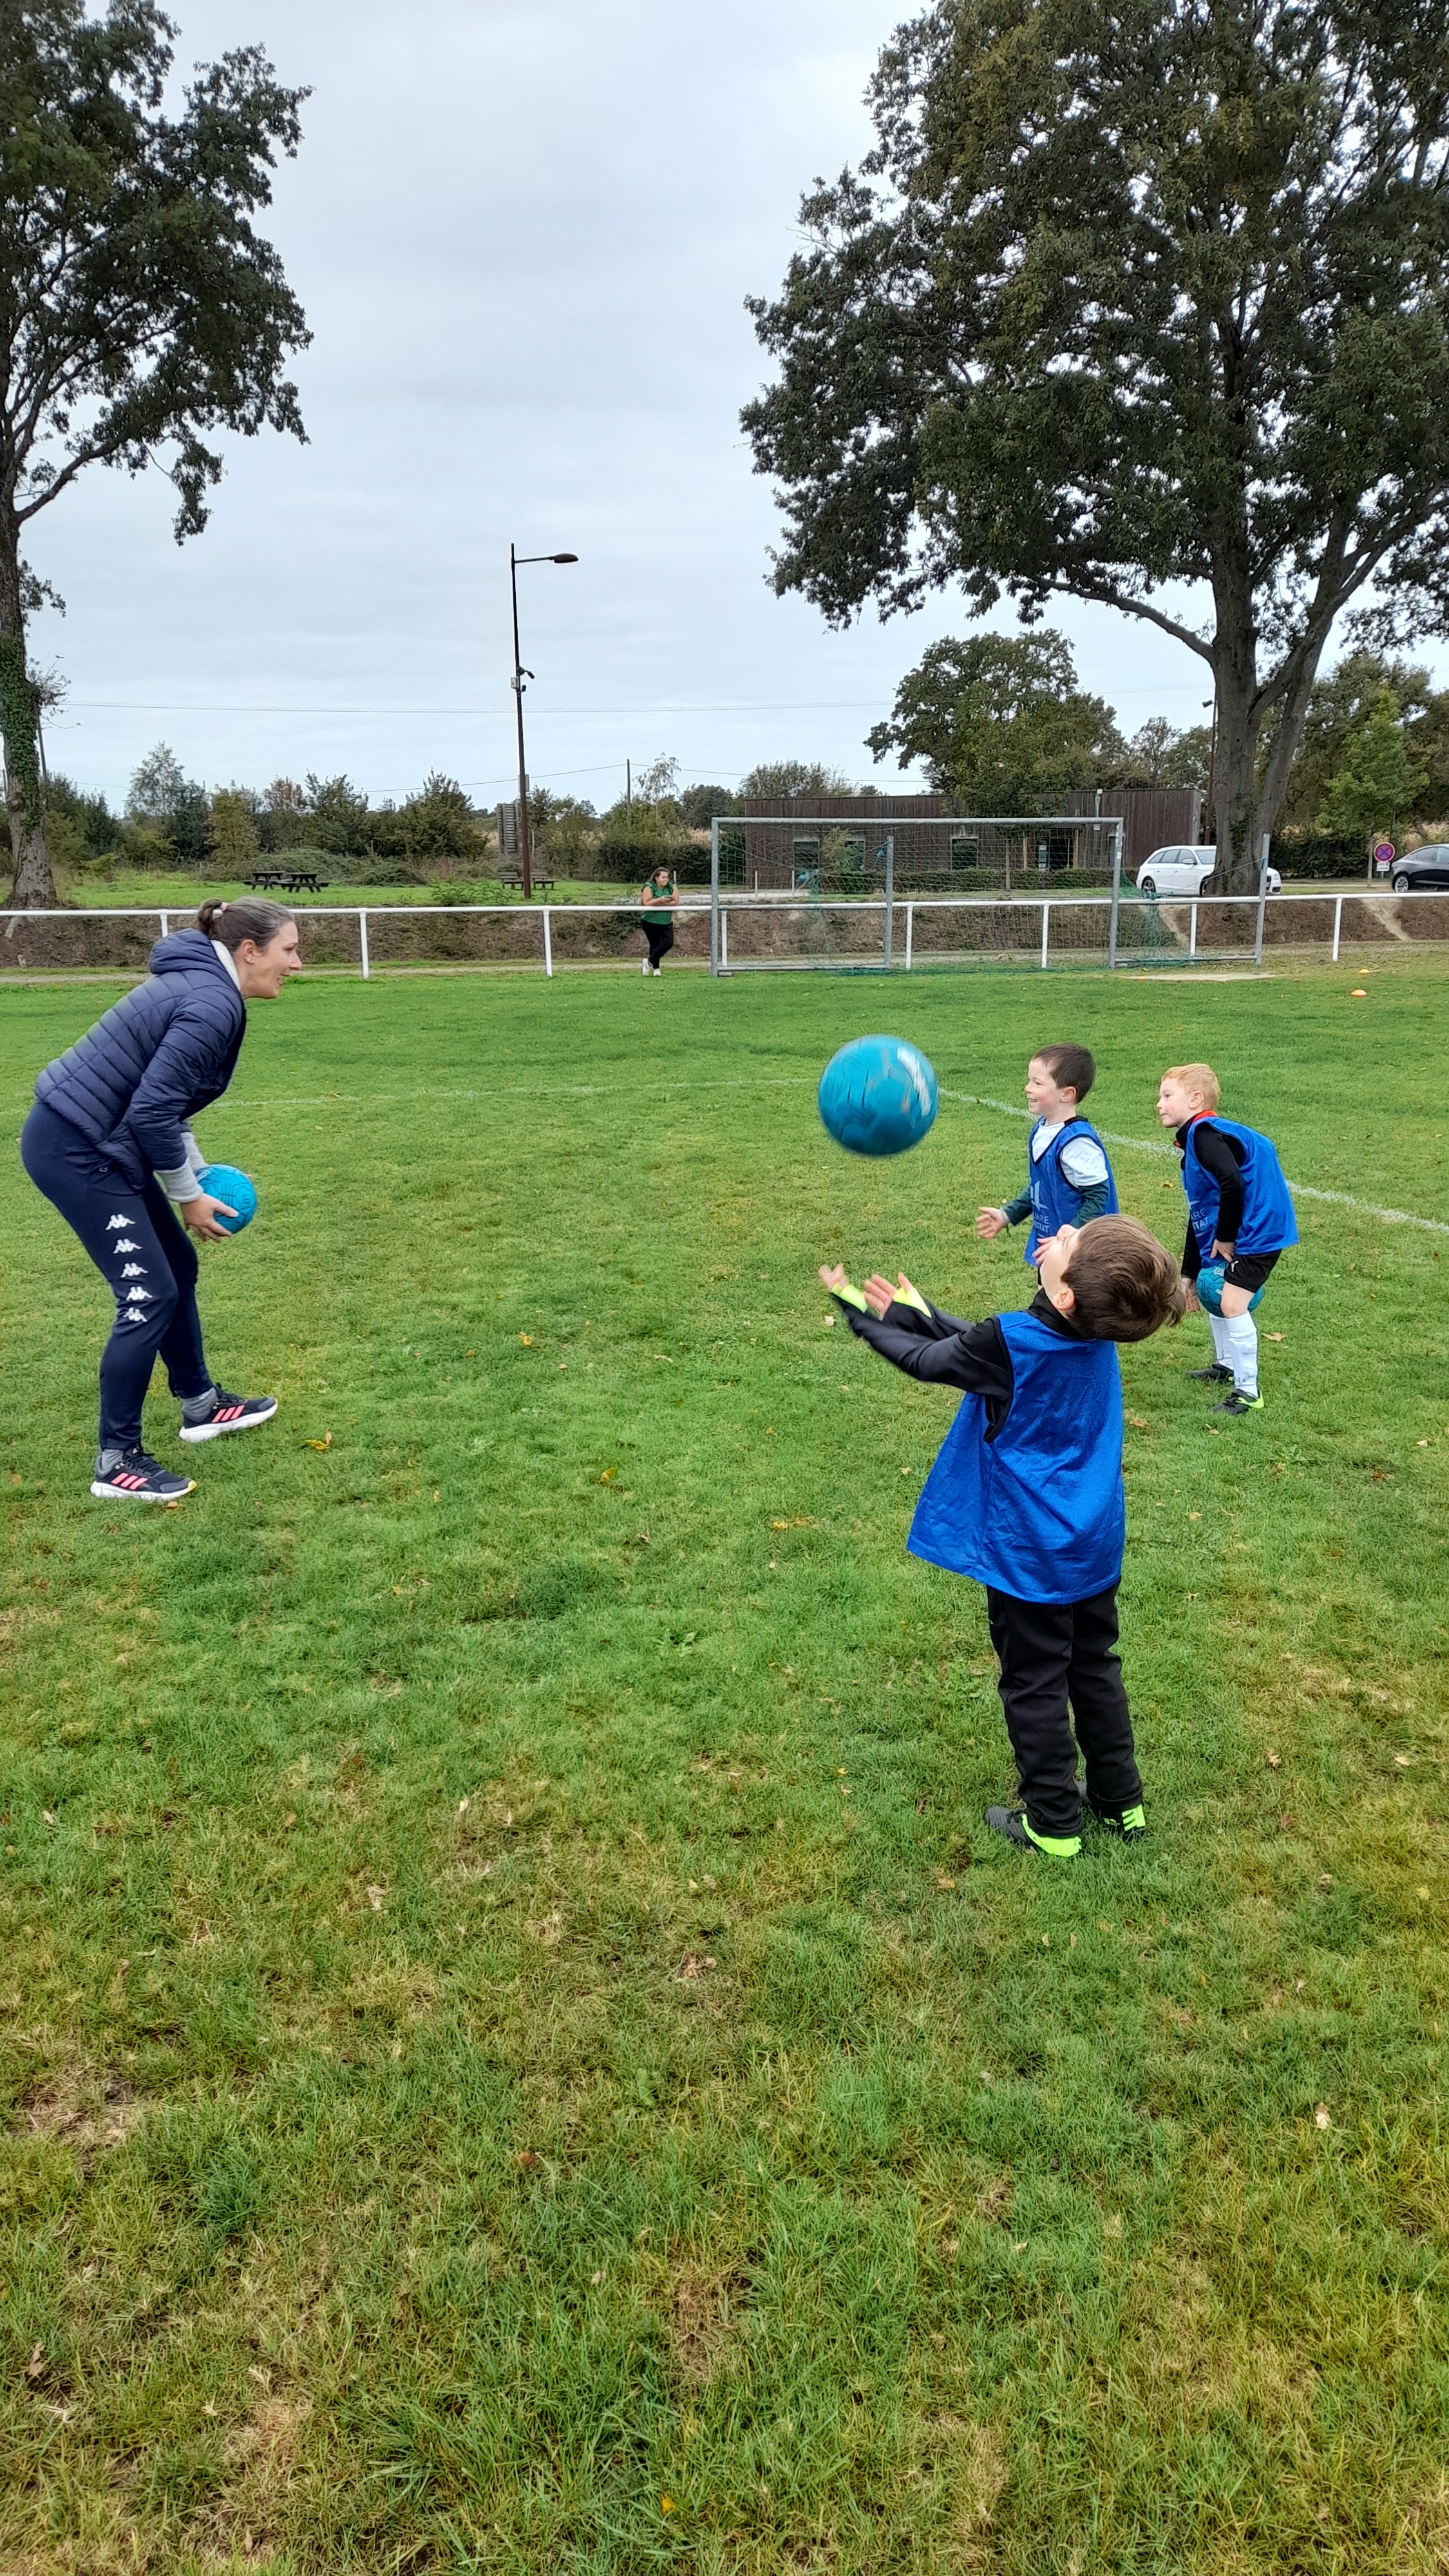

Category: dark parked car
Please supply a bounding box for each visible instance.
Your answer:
[1390,845,1449,892]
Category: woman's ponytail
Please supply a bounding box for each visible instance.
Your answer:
[197,896,294,952]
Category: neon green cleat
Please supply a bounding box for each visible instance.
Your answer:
[983,1804,1081,1859]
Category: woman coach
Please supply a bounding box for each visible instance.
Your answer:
[637,863,677,974]
[20,897,302,1504]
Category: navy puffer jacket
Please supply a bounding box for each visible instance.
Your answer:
[32,932,247,1186]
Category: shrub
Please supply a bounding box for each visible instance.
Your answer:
[207,788,260,876]
[1270,833,1378,879]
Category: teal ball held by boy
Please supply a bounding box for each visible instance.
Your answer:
[1157,1062,1298,1419]
[820,1213,1187,1860]
[976,1044,1117,1265]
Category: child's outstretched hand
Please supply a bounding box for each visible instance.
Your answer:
[818,1262,849,1293]
[863,1271,918,1317]
[976,1205,1008,1239]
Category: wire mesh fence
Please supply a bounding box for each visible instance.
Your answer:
[714,811,1122,897]
[3,887,1448,982]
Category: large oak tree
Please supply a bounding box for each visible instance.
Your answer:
[0,1,309,904]
[743,0,1449,890]
[866,628,1125,809]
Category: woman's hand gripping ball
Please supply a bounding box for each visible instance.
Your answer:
[180,1190,240,1242]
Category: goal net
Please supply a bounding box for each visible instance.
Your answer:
[706,813,1133,974]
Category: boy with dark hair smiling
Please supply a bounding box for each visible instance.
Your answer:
[820,1216,1185,1858]
[978,1043,1118,1268]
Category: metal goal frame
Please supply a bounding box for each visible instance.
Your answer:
[707,812,1128,976]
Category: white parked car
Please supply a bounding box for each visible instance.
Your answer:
[1135,845,1281,896]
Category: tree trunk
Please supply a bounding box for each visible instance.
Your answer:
[1205,542,1345,895]
[1209,687,1262,893]
[0,509,55,908]
[1205,560,1264,895]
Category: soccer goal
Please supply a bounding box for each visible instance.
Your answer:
[706,813,1131,976]
[1106,832,1283,972]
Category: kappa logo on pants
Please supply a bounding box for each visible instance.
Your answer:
[124,1285,154,1305]
[119,1262,148,1278]
[106,1214,131,1230]
[111,1237,141,1254]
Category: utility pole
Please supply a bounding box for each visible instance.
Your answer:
[508,542,578,898]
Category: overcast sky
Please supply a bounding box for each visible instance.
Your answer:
[36,0,1272,812]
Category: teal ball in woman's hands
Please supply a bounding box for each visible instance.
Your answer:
[818,1036,938,1158]
[198,1164,258,1233]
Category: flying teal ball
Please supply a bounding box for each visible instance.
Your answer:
[1195,1259,1264,1315]
[817,1036,939,1158]
[198,1164,258,1234]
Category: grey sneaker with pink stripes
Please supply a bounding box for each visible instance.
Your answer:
[177,1388,279,1444]
[90,1450,194,1503]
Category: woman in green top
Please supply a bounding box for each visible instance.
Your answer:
[638,864,677,975]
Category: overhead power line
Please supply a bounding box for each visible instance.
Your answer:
[64,696,891,717]
[61,678,1215,718]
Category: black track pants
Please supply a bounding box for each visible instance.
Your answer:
[21,1101,211,1453]
[985,1582,1143,1841]
[643,922,674,969]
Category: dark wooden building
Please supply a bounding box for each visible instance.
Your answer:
[731,788,1202,887]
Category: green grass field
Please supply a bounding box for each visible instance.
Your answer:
[1,958,1447,2575]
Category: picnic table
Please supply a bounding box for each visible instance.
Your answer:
[245,866,327,894]
[496,867,554,896]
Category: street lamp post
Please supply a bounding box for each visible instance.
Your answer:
[509,544,578,898]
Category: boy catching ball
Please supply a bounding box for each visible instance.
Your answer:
[1156,1063,1298,1417]
[977,1044,1118,1267]
[820,1217,1185,1859]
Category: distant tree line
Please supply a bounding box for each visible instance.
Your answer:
[867,630,1449,864]
[49,747,493,884]
[39,645,1446,895]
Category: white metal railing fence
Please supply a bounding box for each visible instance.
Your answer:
[704,886,1438,972]
[0,885,1444,978]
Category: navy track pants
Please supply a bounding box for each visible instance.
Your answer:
[21,1101,211,1453]
[985,1582,1143,1841]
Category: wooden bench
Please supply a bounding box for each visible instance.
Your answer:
[496,867,554,896]
[246,867,325,894]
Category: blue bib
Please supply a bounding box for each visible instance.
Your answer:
[907,1310,1124,1605]
[1025,1119,1118,1265]
[1182,1116,1298,1258]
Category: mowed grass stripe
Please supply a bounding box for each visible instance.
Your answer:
[0,964,1446,2573]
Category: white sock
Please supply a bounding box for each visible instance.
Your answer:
[1218,1312,1258,1396]
[1208,1313,1233,1367]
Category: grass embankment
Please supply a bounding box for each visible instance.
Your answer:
[1,965,1447,2571]
[62,875,638,911]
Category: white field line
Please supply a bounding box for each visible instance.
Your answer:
[6,1070,1443,1238]
[942,1090,1449,1236]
